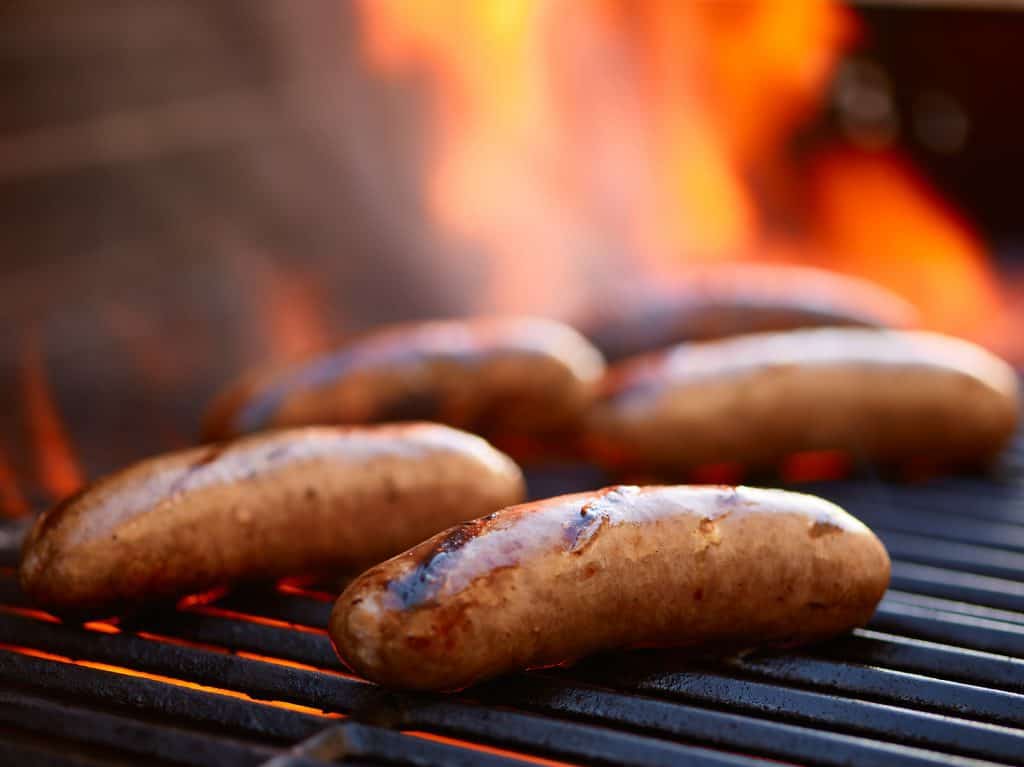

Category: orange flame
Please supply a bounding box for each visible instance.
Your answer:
[355,1,1011,356]
[805,148,1006,346]
[20,334,84,500]
[0,447,29,518]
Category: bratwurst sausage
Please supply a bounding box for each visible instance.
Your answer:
[585,328,1020,474]
[331,485,889,691]
[204,316,606,453]
[20,423,525,613]
[582,264,917,361]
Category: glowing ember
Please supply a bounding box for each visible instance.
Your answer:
[0,642,341,717]
[405,730,578,767]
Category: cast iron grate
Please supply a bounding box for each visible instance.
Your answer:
[3,436,1024,766]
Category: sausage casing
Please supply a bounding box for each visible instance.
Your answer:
[585,328,1020,473]
[330,485,890,691]
[204,316,606,451]
[582,264,917,361]
[20,423,525,613]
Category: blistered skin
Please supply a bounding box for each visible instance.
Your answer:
[583,264,918,361]
[330,485,890,691]
[204,316,606,449]
[585,328,1020,473]
[20,423,525,613]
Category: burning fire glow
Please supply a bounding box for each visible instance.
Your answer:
[356,0,1010,354]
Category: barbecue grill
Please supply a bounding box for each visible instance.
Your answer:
[3,437,1024,767]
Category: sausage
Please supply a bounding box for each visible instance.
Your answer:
[203,317,606,454]
[20,423,525,613]
[585,328,1020,474]
[582,264,917,361]
[330,484,890,691]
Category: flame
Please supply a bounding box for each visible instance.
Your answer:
[355,1,1011,355]
[0,447,29,518]
[20,334,84,500]
[805,148,1006,346]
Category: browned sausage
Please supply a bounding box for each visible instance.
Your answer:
[331,484,889,691]
[204,317,606,454]
[585,328,1019,474]
[20,423,525,613]
[582,264,917,360]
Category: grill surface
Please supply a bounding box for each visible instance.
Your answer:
[4,439,1024,766]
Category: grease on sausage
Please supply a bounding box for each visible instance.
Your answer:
[585,328,1019,473]
[204,316,606,452]
[330,484,890,691]
[20,423,525,613]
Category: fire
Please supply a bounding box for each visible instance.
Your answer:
[355,1,1010,355]
[0,448,29,518]
[20,334,84,501]
[805,148,1005,344]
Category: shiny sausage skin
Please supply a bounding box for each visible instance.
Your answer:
[330,485,890,691]
[585,328,1020,474]
[20,423,525,614]
[582,264,917,361]
[203,316,606,453]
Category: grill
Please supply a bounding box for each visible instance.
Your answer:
[3,437,1024,767]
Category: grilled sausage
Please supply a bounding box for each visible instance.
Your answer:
[582,264,917,361]
[585,328,1020,474]
[204,316,606,455]
[331,484,890,691]
[20,423,525,613]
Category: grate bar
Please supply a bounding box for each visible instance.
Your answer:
[883,591,1024,627]
[889,562,1024,614]
[472,675,1000,767]
[567,661,1024,764]
[868,601,1024,658]
[0,649,325,743]
[819,630,1024,693]
[0,616,775,767]
[727,653,1024,729]
[878,532,1024,582]
[0,688,277,767]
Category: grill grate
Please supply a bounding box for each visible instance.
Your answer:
[4,438,1024,765]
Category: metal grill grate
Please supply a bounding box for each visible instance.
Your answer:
[3,439,1024,766]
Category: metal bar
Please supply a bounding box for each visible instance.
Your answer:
[472,675,998,767]
[0,689,277,767]
[819,630,1024,693]
[727,653,1024,728]
[870,600,1024,657]
[883,590,1024,627]
[569,661,1024,764]
[0,650,323,743]
[260,720,549,767]
[0,739,115,767]
[0,614,777,767]
[879,532,1024,582]
[889,561,1024,614]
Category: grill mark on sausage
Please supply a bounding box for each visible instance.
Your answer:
[387,514,497,609]
[809,519,844,538]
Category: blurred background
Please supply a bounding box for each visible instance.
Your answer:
[1,0,1023,511]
